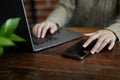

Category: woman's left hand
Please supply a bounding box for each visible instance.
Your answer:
[83,29,117,54]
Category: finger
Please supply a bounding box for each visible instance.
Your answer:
[90,37,106,54]
[84,32,95,37]
[96,38,110,53]
[50,25,58,34]
[83,33,99,48]
[37,23,45,38]
[108,40,115,50]
[32,24,40,37]
[41,22,50,38]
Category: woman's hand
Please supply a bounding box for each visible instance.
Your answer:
[32,21,58,38]
[83,29,117,54]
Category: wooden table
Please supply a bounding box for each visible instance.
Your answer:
[0,27,120,80]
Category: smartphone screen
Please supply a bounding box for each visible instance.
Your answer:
[62,39,91,60]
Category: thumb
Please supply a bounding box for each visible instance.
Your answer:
[50,28,56,34]
[50,25,58,34]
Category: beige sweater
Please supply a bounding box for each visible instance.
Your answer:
[46,0,120,41]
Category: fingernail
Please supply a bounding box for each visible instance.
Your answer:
[41,35,44,38]
[37,35,39,38]
[51,30,54,34]
[91,50,95,54]
[108,47,112,50]
[83,44,87,48]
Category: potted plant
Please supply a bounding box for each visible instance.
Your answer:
[0,18,25,55]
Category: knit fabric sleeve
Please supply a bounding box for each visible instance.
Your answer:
[106,21,120,41]
[106,0,120,41]
[46,0,75,27]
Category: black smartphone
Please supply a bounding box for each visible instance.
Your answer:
[62,39,91,60]
[62,39,109,60]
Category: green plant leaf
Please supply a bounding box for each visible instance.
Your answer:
[10,34,26,42]
[0,18,20,37]
[0,37,15,46]
[0,47,4,55]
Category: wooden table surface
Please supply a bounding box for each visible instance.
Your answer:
[0,27,120,80]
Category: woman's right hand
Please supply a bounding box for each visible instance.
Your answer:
[32,21,58,38]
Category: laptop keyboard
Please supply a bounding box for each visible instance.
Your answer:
[32,32,58,45]
[31,28,83,51]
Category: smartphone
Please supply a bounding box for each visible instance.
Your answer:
[62,39,91,60]
[62,39,109,60]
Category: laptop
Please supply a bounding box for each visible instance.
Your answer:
[0,0,83,51]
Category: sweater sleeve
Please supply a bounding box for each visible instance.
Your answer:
[106,20,120,41]
[106,1,120,41]
[46,0,75,27]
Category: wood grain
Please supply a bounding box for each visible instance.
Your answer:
[0,27,120,80]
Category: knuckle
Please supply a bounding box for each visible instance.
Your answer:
[103,40,109,44]
[98,38,103,42]
[89,36,94,40]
